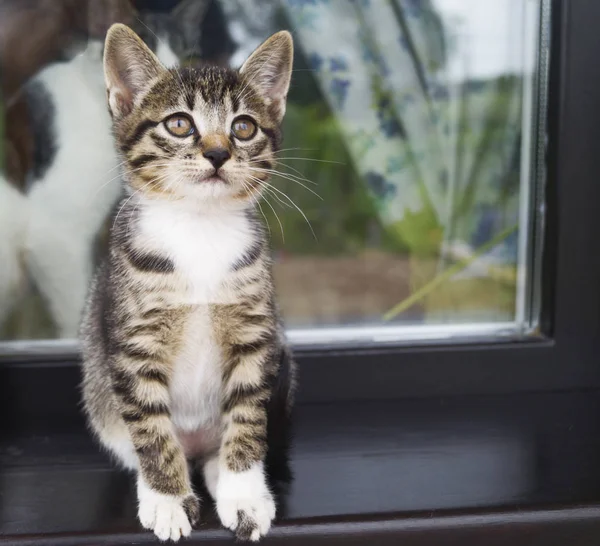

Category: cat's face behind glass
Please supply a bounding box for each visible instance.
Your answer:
[133,0,237,68]
[103,24,293,208]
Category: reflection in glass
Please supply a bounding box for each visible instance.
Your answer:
[0,0,547,344]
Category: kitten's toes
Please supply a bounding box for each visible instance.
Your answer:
[137,482,199,542]
[153,496,192,542]
[216,490,276,541]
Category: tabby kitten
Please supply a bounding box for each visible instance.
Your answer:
[80,24,295,542]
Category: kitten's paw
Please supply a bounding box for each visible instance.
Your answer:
[137,480,200,542]
[216,463,276,541]
[217,491,276,541]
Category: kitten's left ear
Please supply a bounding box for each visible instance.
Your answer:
[104,23,165,119]
[240,31,294,123]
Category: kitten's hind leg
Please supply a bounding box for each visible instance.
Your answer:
[97,421,139,471]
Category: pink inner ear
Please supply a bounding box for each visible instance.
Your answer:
[251,55,291,101]
[270,73,289,101]
[111,88,134,118]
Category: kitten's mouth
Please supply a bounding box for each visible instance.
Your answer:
[197,172,227,184]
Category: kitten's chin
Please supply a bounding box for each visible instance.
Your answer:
[190,172,228,185]
[202,175,227,184]
[176,178,246,207]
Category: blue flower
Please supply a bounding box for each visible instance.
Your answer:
[330,78,351,108]
[308,52,324,71]
[376,95,405,138]
[381,118,403,138]
[365,171,396,200]
[330,55,349,72]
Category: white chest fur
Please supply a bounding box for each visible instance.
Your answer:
[137,202,253,442]
[137,201,253,304]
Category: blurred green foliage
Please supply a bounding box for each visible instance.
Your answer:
[264,102,389,256]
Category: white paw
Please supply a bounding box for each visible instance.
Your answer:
[137,479,199,542]
[216,462,276,541]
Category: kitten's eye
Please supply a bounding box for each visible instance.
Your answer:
[231,117,257,140]
[165,115,195,137]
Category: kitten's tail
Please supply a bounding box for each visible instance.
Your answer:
[0,175,28,325]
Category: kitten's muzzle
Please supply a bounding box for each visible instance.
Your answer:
[203,148,231,170]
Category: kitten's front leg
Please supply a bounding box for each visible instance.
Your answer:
[214,327,278,541]
[113,340,200,541]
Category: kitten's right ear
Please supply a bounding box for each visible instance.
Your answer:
[240,31,293,123]
[103,23,165,119]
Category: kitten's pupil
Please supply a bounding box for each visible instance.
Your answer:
[165,114,195,137]
[231,118,257,140]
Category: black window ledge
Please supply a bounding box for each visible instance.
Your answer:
[3,390,600,545]
[4,506,600,546]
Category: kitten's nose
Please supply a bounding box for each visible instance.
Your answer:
[203,148,231,169]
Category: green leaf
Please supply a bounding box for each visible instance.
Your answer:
[388,205,443,258]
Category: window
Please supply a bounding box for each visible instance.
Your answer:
[0,0,548,350]
[0,0,598,400]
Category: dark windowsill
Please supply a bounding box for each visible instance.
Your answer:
[3,389,600,545]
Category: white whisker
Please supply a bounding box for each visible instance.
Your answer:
[277,162,319,184]
[240,178,274,239]
[249,167,322,200]
[247,175,317,241]
[88,162,177,203]
[247,175,293,209]
[268,157,345,165]
[113,171,173,231]
[245,177,285,242]
[261,194,285,243]
[249,156,320,186]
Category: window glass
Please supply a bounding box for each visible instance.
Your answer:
[0,0,548,345]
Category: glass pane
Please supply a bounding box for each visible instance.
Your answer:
[0,0,547,346]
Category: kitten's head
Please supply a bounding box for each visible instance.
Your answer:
[103,23,293,208]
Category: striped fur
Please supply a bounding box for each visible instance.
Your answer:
[80,25,295,542]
